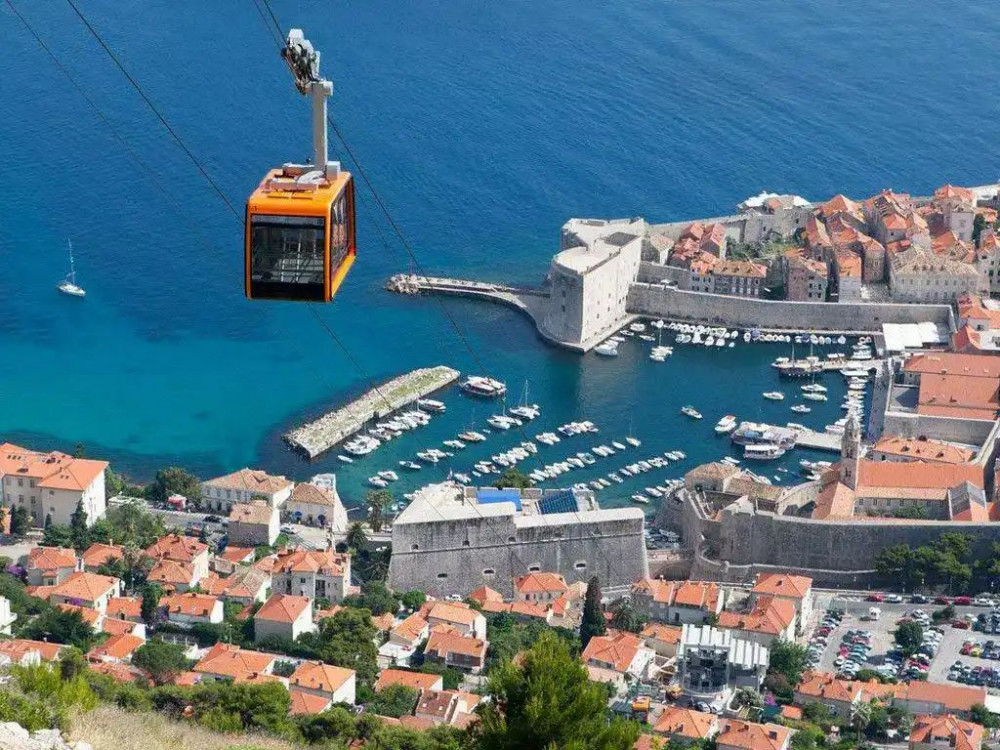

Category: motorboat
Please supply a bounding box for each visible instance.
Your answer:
[378,470,399,482]
[443,439,466,450]
[631,494,650,504]
[368,476,389,488]
[801,384,827,393]
[680,406,702,419]
[629,322,646,333]
[744,443,786,460]
[417,398,447,413]
[763,391,785,401]
[344,435,380,456]
[399,460,421,470]
[802,392,827,402]
[459,430,487,442]
[626,436,642,447]
[460,376,507,398]
[337,455,353,463]
[790,404,812,414]
[715,415,738,434]
[595,341,619,357]
[488,414,519,430]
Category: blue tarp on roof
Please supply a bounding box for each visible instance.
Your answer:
[539,489,577,515]
[477,488,522,511]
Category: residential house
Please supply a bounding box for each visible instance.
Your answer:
[81,543,123,573]
[289,690,332,716]
[200,468,293,513]
[750,573,813,635]
[25,546,78,585]
[101,616,146,639]
[581,631,655,680]
[375,668,443,693]
[272,548,351,604]
[641,622,683,658]
[193,642,276,682]
[785,255,828,302]
[105,596,142,622]
[146,559,200,592]
[0,639,64,666]
[513,572,568,605]
[423,626,488,673]
[160,592,224,627]
[380,613,430,667]
[228,501,279,547]
[909,714,983,750]
[896,681,987,719]
[467,585,503,608]
[289,660,356,706]
[717,597,797,646]
[206,566,270,606]
[794,671,862,719]
[0,443,107,528]
[716,720,792,750]
[480,599,553,625]
[889,250,982,304]
[976,230,1000,296]
[422,601,487,640]
[48,571,120,611]
[712,260,767,297]
[146,534,210,582]
[414,689,480,727]
[653,707,719,746]
[254,593,315,643]
[88,633,144,664]
[283,482,348,533]
[631,579,725,625]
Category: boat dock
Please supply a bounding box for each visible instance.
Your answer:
[285,366,460,459]
[793,429,842,452]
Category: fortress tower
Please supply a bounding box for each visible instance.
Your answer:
[839,413,861,490]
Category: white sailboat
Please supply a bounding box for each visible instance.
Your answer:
[57,240,86,298]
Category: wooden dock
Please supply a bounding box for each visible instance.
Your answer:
[285,366,460,459]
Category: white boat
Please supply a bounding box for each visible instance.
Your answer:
[626,436,642,447]
[802,392,828,402]
[368,476,389,488]
[790,405,812,414]
[399,460,421,470]
[378,470,399,481]
[801,384,827,393]
[594,342,620,357]
[443,439,466,450]
[762,391,785,401]
[459,430,487,442]
[849,383,867,391]
[629,322,646,333]
[631,494,650,504]
[612,441,627,451]
[680,406,703,419]
[344,435,380,456]
[57,240,86,298]
[337,455,353,464]
[417,398,446,413]
[715,415,738,434]
[460,376,507,398]
[744,443,786,460]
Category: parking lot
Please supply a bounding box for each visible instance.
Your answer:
[805,596,995,687]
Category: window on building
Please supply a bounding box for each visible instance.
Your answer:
[437,572,448,579]
[462,540,470,547]
[574,561,587,570]
[411,544,419,550]
[482,568,495,576]
[528,565,541,572]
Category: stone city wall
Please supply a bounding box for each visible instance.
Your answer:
[388,511,648,598]
[881,411,997,446]
[626,284,955,332]
[637,261,690,288]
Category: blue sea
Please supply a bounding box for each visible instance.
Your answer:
[1,0,999,509]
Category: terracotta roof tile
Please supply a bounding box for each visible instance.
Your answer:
[50,571,118,603]
[752,573,812,600]
[375,668,443,693]
[289,660,354,694]
[255,594,311,624]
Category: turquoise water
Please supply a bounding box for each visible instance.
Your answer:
[0,1,998,508]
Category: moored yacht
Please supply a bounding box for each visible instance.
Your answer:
[417,398,446,413]
[714,415,738,434]
[680,406,702,419]
[460,376,507,398]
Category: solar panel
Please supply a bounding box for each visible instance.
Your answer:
[538,489,577,515]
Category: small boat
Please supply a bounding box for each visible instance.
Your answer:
[626,436,642,447]
[744,443,786,460]
[790,405,812,414]
[460,376,507,398]
[801,384,827,393]
[57,240,86,298]
[378,470,399,481]
[368,476,389,488]
[417,398,447,413]
[612,441,627,451]
[680,406,702,419]
[802,392,827,402]
[594,342,620,357]
[337,455,353,464]
[715,415,738,434]
[459,430,487,442]
[631,494,650,504]
[630,322,646,333]
[849,382,867,391]
[763,391,785,401]
[443,439,466,450]
[399,460,421,470]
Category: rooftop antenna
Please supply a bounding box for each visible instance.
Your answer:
[281,29,338,179]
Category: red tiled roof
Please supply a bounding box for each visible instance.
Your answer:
[89,633,144,661]
[654,707,717,740]
[105,596,142,620]
[289,660,354,694]
[514,572,568,595]
[910,714,983,750]
[27,546,77,573]
[193,643,275,679]
[50,571,117,603]
[81,543,123,569]
[716,720,791,750]
[752,573,812,600]
[145,534,207,564]
[375,669,443,693]
[162,592,221,618]
[289,689,331,716]
[581,632,643,673]
[255,593,311,624]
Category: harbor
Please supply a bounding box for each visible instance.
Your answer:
[284,366,460,459]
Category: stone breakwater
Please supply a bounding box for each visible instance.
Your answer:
[284,365,460,459]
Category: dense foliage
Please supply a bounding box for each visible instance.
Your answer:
[580,576,606,648]
[873,533,1000,594]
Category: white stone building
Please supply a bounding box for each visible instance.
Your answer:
[228,501,279,546]
[200,468,293,513]
[889,250,982,303]
[272,549,351,603]
[283,481,347,532]
[253,593,315,643]
[0,443,107,528]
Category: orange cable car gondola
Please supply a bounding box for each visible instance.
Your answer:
[245,29,355,302]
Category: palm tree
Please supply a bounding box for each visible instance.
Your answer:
[365,489,390,533]
[346,522,368,551]
[852,699,874,742]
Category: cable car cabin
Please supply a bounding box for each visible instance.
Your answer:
[245,164,356,302]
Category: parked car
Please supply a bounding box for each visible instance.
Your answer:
[954,596,973,606]
[911,594,929,604]
[867,593,885,603]
[954,620,971,629]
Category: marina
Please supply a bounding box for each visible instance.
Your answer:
[284,366,460,459]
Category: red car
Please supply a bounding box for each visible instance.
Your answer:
[935,596,951,605]
[953,620,971,629]
[867,593,885,602]
[954,596,972,606]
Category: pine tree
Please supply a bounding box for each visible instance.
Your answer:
[9,506,30,538]
[70,499,89,549]
[580,575,606,648]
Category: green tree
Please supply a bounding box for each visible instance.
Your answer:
[401,590,426,611]
[477,632,639,750]
[146,467,201,506]
[734,687,763,710]
[973,214,987,245]
[23,607,95,651]
[10,506,30,539]
[368,683,419,718]
[610,602,646,634]
[970,703,1000,729]
[141,583,164,625]
[346,522,368,551]
[852,699,873,742]
[70,499,90,549]
[494,467,531,490]
[58,647,87,681]
[41,524,73,549]
[133,640,190,685]
[342,582,400,616]
[768,640,809,686]
[296,705,358,744]
[365,490,391,534]
[309,608,380,687]
[895,621,924,657]
[104,501,166,548]
[580,576,606,649]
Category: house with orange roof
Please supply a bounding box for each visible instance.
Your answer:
[161,592,224,627]
[0,443,108,528]
[514,572,568,604]
[193,642,276,682]
[652,707,719,745]
[272,548,351,603]
[88,633,144,664]
[785,254,828,302]
[25,546,79,586]
[289,689,332,716]
[146,534,210,582]
[422,601,487,640]
[479,598,553,625]
[889,249,983,304]
[48,571,120,611]
[976,230,1000,296]
[871,436,975,466]
[380,612,429,668]
[200,468,293,513]
[793,671,862,719]
[283,481,348,533]
[413,689,480,727]
[375,668,443,693]
[548,580,587,629]
[228,501,279,547]
[147,558,200,592]
[216,545,255,567]
[909,714,983,750]
[57,603,101,628]
[631,578,725,625]
[750,573,813,634]
[424,627,488,673]
[203,566,270,605]
[254,593,315,643]
[0,639,64,666]
[101,616,146,639]
[289,660,356,705]
[80,543,123,572]
[105,595,142,622]
[88,660,151,687]
[896,681,987,719]
[933,186,977,244]
[716,719,792,750]
[716,596,796,646]
[712,260,767,298]
[467,585,503,607]
[640,622,683,658]
[581,631,654,680]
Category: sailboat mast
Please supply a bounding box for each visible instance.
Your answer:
[67,240,75,282]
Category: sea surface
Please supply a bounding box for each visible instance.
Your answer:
[1,1,999,510]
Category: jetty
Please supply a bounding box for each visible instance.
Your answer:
[386,273,548,322]
[793,429,842,452]
[285,366,460,459]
